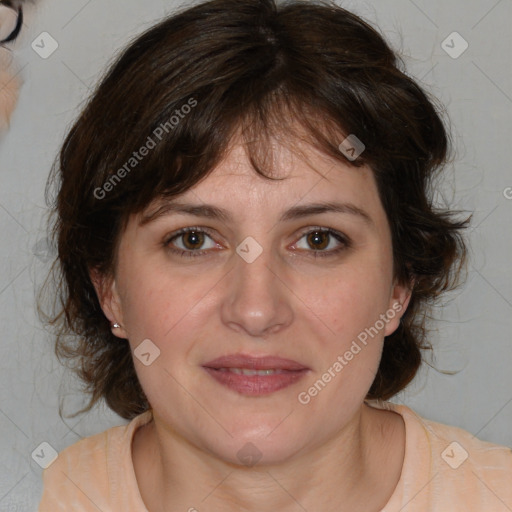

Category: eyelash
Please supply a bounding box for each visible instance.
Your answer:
[163,226,352,259]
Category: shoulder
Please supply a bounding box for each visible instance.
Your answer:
[38,426,116,511]
[419,412,512,469]
[419,412,512,487]
[38,411,152,511]
[383,401,512,510]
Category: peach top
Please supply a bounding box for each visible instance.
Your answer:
[38,400,512,511]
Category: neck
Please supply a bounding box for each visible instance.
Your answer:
[133,402,404,512]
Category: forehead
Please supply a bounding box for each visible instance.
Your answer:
[129,136,392,242]
[153,139,378,210]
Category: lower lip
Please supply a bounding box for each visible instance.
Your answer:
[202,367,309,395]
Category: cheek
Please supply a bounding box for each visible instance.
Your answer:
[303,261,393,342]
[118,259,219,344]
[294,283,388,428]
[116,266,211,399]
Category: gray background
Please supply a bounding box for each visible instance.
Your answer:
[0,0,511,510]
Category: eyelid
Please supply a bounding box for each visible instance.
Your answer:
[290,226,351,253]
[164,226,219,244]
[163,225,352,258]
[164,226,221,251]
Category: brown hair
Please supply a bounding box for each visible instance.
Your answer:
[41,0,469,420]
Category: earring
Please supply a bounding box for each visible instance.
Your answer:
[112,322,121,329]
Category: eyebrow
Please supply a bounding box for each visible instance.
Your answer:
[139,200,374,226]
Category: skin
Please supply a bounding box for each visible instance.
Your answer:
[92,135,412,512]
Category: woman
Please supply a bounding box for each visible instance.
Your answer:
[38,0,512,510]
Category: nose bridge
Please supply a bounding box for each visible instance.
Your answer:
[220,236,293,336]
[235,240,276,294]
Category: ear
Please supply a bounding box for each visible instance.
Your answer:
[383,277,414,337]
[89,267,128,339]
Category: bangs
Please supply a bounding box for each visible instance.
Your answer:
[43,0,469,418]
[96,85,364,235]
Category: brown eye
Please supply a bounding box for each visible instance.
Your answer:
[306,231,330,250]
[181,230,205,250]
[164,227,218,258]
[293,227,351,258]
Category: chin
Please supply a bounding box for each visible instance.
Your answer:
[203,418,308,467]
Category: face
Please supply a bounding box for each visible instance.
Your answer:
[94,136,410,465]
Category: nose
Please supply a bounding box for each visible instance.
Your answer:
[220,241,294,338]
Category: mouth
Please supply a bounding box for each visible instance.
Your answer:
[212,368,298,375]
[202,353,310,396]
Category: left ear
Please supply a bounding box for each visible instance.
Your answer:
[89,267,128,339]
[383,278,414,337]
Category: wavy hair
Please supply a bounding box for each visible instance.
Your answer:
[40,0,470,420]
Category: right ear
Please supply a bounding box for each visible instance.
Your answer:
[89,267,128,339]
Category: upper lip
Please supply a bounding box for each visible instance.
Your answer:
[203,353,309,371]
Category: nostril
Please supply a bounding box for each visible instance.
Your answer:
[0,5,22,44]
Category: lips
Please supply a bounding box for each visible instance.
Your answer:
[202,353,309,371]
[201,353,310,395]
